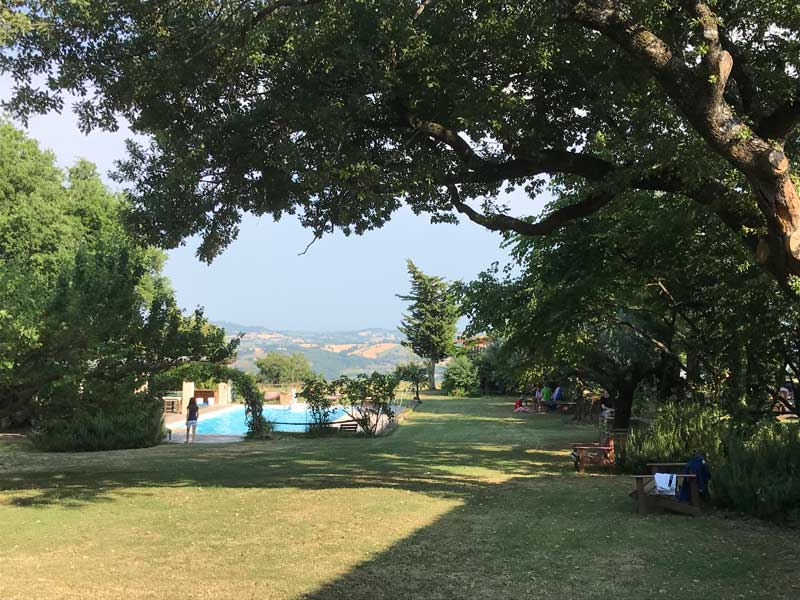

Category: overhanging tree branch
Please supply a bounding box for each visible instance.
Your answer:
[447,163,763,253]
[558,0,800,282]
[445,151,614,185]
[397,101,615,181]
[400,98,767,269]
[447,184,618,236]
[557,0,785,178]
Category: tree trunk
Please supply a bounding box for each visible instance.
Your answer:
[428,358,436,391]
[613,379,636,429]
[656,355,683,403]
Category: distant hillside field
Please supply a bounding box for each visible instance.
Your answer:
[216,322,415,380]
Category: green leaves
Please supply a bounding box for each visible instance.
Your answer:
[0,123,236,438]
[334,371,397,434]
[298,376,336,430]
[463,187,797,419]
[442,355,479,397]
[255,352,315,384]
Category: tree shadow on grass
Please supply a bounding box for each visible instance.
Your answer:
[298,475,798,600]
[0,439,574,508]
[0,402,594,509]
[1,400,797,599]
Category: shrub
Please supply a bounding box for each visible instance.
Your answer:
[713,422,800,522]
[619,402,726,473]
[469,342,528,394]
[244,418,275,440]
[394,362,427,400]
[335,372,396,435]
[299,378,336,431]
[31,394,164,452]
[442,355,480,397]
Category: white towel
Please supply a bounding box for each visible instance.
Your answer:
[654,473,676,496]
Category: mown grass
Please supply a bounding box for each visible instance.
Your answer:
[0,395,796,599]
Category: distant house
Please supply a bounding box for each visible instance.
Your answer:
[454,335,490,350]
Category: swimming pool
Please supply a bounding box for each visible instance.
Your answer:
[195,404,350,435]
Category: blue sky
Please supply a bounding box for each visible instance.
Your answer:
[2,77,546,330]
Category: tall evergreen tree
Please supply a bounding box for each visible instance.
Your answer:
[397,260,459,390]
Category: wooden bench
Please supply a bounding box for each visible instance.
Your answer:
[526,397,544,413]
[337,421,358,432]
[570,428,626,450]
[646,462,686,475]
[630,472,701,516]
[572,436,616,473]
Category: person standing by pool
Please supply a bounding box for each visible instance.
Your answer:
[185,397,199,444]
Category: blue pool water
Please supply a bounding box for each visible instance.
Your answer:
[196,404,349,435]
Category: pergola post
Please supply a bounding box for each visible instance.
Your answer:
[181,381,195,413]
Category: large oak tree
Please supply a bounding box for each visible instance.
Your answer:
[2,1,800,285]
[460,190,800,427]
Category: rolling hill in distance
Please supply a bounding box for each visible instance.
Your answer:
[215,321,416,379]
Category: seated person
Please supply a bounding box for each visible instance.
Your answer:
[778,386,794,413]
[513,398,532,413]
[548,385,562,411]
[599,391,614,417]
[541,385,552,410]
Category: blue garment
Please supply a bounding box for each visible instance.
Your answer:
[679,454,711,502]
[552,387,563,402]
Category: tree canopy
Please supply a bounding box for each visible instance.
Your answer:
[398,259,459,389]
[460,190,800,426]
[394,361,427,400]
[3,1,800,286]
[255,351,315,385]
[0,122,237,445]
[442,354,480,397]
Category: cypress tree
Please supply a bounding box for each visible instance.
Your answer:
[397,260,459,390]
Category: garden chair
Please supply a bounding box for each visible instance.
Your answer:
[570,428,626,450]
[629,455,710,516]
[571,436,615,473]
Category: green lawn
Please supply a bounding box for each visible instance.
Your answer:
[0,396,796,599]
